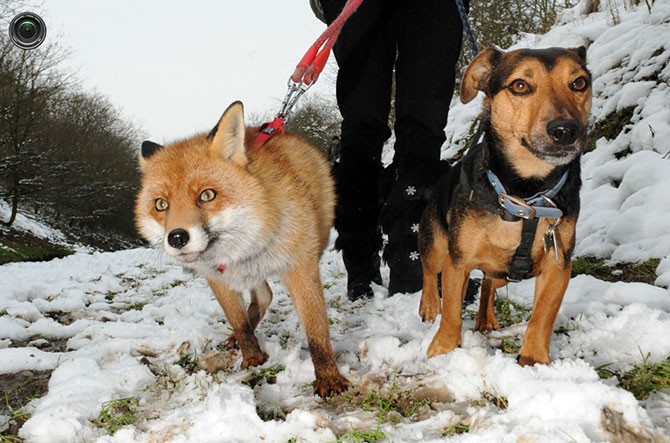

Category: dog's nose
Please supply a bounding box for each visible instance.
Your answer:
[547,119,581,145]
[167,229,190,249]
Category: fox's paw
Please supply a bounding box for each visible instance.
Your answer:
[221,335,238,350]
[475,314,500,332]
[313,373,351,398]
[241,350,268,369]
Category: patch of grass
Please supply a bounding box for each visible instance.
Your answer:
[335,428,386,443]
[571,257,660,284]
[0,228,73,265]
[500,336,522,354]
[92,397,139,436]
[442,422,470,437]
[244,364,286,389]
[585,106,635,152]
[494,296,531,328]
[595,363,617,380]
[127,302,146,311]
[342,376,430,424]
[619,353,670,400]
[483,389,509,410]
[0,370,51,440]
[0,309,7,317]
[174,354,198,373]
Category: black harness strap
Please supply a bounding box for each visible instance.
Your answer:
[507,218,539,282]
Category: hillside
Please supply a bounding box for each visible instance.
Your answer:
[1,0,669,442]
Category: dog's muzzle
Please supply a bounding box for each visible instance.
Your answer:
[547,119,582,146]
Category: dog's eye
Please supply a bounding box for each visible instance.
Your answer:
[508,79,532,95]
[570,76,589,92]
[199,189,217,203]
[155,198,169,212]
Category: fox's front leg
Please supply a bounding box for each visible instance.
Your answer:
[282,261,350,398]
[208,278,268,368]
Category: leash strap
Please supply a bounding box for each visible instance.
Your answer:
[255,0,363,146]
[454,0,478,58]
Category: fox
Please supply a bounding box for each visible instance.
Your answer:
[135,101,350,397]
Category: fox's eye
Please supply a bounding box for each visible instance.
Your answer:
[199,189,217,203]
[155,198,168,212]
[570,76,589,92]
[508,79,532,95]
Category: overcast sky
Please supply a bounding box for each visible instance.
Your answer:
[31,1,334,142]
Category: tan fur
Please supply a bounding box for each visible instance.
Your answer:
[420,47,591,365]
[135,102,349,397]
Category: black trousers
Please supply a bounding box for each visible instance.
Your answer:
[322,0,464,270]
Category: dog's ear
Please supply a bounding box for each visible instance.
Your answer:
[569,46,587,63]
[460,47,502,104]
[139,140,164,171]
[209,101,248,167]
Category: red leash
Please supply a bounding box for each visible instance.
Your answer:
[256,0,363,145]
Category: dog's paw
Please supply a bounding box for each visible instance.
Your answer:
[427,333,460,358]
[517,347,550,366]
[241,350,269,369]
[313,373,351,398]
[419,293,441,323]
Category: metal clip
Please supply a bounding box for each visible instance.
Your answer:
[278,79,313,119]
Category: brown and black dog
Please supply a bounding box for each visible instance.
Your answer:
[418,47,592,365]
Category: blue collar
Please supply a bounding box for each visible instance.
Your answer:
[486,169,568,220]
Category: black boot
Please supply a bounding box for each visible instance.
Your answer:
[381,159,448,296]
[333,161,384,301]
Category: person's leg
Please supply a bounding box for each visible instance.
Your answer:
[382,0,464,296]
[322,0,397,300]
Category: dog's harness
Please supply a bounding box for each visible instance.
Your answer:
[438,131,569,282]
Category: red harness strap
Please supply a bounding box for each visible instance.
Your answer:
[254,0,363,146]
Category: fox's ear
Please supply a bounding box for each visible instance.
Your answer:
[139,140,164,171]
[460,47,502,103]
[209,101,247,167]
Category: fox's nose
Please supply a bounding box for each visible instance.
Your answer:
[167,228,190,249]
[547,119,581,145]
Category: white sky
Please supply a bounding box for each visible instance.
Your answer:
[33,1,333,143]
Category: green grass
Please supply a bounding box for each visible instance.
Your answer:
[0,229,73,265]
[335,428,386,443]
[571,257,660,284]
[494,296,531,328]
[341,376,430,424]
[442,422,470,437]
[92,397,140,435]
[619,354,670,400]
[585,106,635,152]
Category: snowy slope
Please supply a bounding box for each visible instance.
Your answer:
[2,0,670,442]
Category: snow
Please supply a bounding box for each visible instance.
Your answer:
[2,0,670,441]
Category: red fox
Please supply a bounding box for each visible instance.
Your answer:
[135,102,349,397]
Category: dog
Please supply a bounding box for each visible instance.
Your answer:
[135,101,350,397]
[418,47,592,365]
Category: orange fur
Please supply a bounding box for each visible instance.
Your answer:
[135,102,349,397]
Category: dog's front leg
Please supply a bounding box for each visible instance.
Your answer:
[208,278,268,368]
[282,261,350,398]
[427,256,470,357]
[518,259,572,365]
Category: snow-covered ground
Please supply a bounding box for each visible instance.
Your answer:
[2,0,670,441]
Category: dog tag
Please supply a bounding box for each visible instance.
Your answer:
[543,225,560,262]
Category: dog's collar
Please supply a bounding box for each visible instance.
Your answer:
[485,169,568,220]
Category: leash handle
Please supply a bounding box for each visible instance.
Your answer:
[291,0,362,85]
